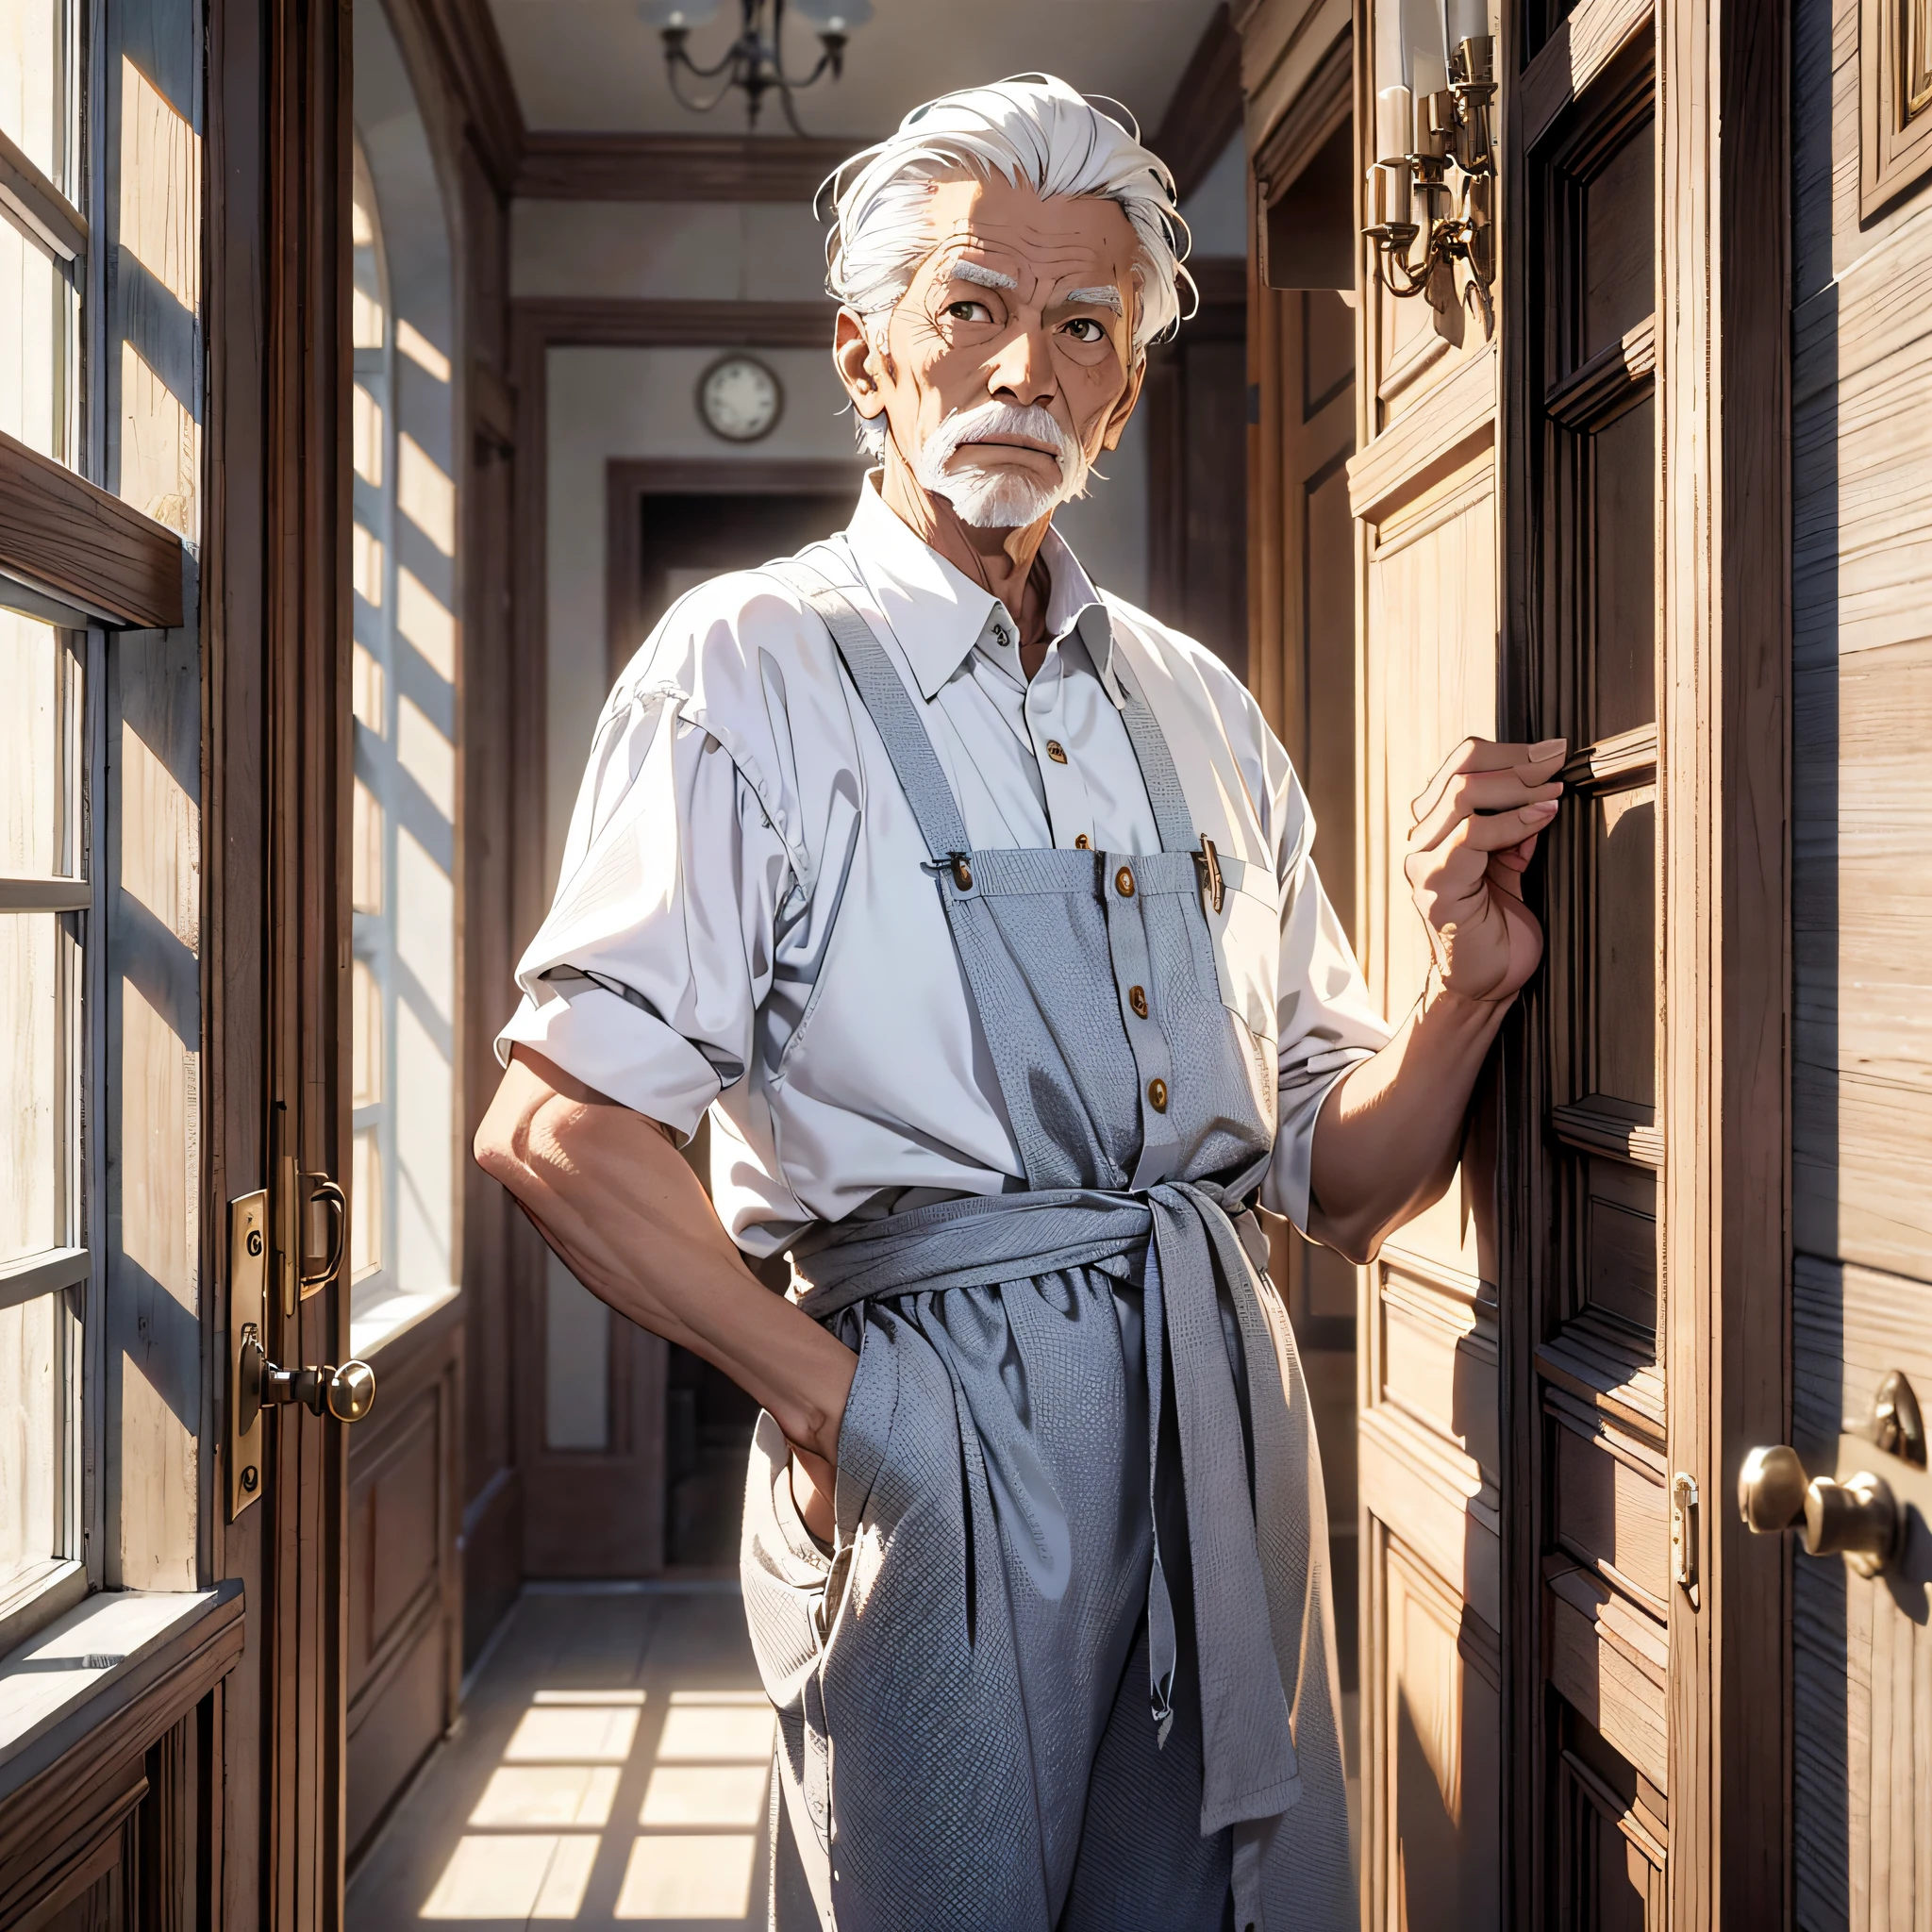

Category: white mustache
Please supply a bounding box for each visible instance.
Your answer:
[912,402,1091,528]
[916,402,1087,487]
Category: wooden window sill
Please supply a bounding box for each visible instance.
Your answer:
[0,1582,243,1804]
[350,1278,461,1360]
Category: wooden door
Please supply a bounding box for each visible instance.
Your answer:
[1508,29,1676,1924]
[1248,3,1786,1919]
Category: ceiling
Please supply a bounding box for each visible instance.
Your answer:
[486,0,1225,141]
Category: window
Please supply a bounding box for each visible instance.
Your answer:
[3,0,201,1643]
[1,0,92,1648]
[0,613,90,1645]
[347,138,461,1353]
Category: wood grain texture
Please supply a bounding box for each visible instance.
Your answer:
[345,1298,461,1866]
[1519,0,1656,154]
[0,433,183,631]
[1655,0,1793,1922]
[1346,343,1497,524]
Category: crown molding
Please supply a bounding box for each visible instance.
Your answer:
[511,296,835,353]
[516,131,869,204]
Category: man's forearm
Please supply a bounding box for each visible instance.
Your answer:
[475,1048,857,1465]
[1305,975,1508,1264]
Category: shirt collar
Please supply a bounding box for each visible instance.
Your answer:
[844,474,1125,707]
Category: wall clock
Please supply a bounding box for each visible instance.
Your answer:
[697,354,783,443]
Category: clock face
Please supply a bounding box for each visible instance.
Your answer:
[698,355,783,443]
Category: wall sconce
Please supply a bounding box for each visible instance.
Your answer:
[1364,0,1496,331]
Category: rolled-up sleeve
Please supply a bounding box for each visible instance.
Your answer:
[1258,750,1391,1235]
[496,615,796,1142]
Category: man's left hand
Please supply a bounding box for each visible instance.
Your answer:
[1404,737,1565,1005]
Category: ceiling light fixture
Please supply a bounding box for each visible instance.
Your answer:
[639,0,873,134]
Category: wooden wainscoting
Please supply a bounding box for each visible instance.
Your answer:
[346,1300,464,1869]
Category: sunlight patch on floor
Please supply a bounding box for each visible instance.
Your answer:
[613,1835,758,1921]
[470,1765,623,1828]
[413,1674,773,1924]
[420,1832,599,1920]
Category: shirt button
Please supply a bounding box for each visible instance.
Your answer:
[1074,834,1091,850]
[1046,739,1068,764]
[1147,1078,1168,1113]
[1129,985,1148,1019]
[1115,866,1136,898]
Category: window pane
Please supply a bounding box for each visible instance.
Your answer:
[0,1292,60,1594]
[352,642,385,733]
[351,1126,382,1280]
[353,382,384,486]
[0,914,60,1265]
[353,778,383,913]
[0,0,66,186]
[1,610,61,875]
[352,957,382,1108]
[0,212,68,459]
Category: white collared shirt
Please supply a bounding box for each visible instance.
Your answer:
[498,480,1390,1255]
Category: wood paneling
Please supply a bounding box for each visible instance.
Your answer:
[0,433,184,631]
[1370,1527,1502,1931]
[345,1287,460,1869]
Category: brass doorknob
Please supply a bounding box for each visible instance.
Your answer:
[239,1326,377,1426]
[1739,1442,1900,1576]
[325,1358,377,1423]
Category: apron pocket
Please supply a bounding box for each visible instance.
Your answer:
[1204,858,1282,1050]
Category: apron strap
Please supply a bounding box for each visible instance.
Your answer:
[769,561,973,863]
[1113,654,1199,858]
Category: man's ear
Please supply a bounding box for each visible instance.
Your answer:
[833,308,889,424]
[1100,354,1148,452]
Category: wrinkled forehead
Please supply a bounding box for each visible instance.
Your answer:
[915,173,1141,299]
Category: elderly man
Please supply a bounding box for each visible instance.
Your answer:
[476,75,1560,1932]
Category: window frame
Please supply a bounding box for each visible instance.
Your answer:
[0,0,180,1655]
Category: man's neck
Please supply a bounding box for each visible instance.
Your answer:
[879,445,1057,671]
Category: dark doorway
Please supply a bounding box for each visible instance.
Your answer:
[606,458,865,682]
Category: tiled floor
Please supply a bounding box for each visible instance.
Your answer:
[348,1585,773,1930]
[348,1584,1362,1930]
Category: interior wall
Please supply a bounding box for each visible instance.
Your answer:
[517,193,1165,898]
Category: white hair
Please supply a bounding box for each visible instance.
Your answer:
[821,74,1195,460]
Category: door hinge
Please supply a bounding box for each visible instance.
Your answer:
[1671,1471,1700,1607]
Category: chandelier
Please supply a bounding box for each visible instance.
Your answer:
[640,0,873,134]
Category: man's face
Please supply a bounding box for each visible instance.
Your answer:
[839,172,1146,528]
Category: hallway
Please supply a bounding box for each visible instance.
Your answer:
[349,1589,773,1928]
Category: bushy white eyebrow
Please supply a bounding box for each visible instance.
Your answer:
[1063,285,1124,313]
[947,260,1019,291]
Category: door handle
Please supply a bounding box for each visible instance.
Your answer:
[1738,1371,1927,1579]
[299,1174,348,1292]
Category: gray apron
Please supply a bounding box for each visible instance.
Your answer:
[740,570,1355,1932]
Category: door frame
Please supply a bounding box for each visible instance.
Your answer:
[1495,2,1791,1924]
[205,0,356,1911]
[604,456,868,681]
